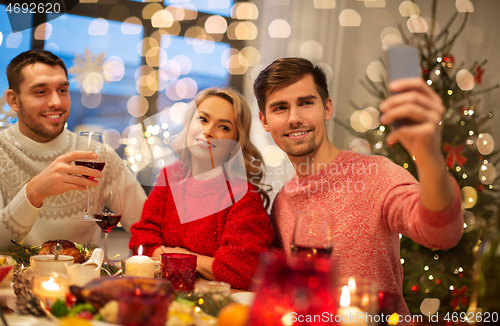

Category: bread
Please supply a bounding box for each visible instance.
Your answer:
[39,240,86,264]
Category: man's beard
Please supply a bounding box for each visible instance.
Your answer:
[17,100,66,141]
[283,132,317,157]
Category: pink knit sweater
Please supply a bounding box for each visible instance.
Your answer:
[271,150,463,316]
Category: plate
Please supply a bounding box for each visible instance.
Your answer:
[231,292,255,306]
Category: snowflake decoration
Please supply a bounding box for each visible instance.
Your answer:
[68,48,107,94]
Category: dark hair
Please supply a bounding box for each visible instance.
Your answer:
[253,57,329,116]
[7,49,68,93]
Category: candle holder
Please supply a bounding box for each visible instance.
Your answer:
[161,253,197,292]
[32,273,70,307]
[248,251,337,326]
[118,289,172,326]
[335,277,379,326]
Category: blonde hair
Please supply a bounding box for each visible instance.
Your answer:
[173,87,271,209]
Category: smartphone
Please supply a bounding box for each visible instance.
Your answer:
[385,45,421,128]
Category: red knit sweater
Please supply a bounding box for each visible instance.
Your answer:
[129,163,273,290]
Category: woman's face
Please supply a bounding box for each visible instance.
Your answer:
[186,95,239,167]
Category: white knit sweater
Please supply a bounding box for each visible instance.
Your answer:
[0,124,147,246]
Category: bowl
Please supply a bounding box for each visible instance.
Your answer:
[0,255,16,287]
[30,255,74,275]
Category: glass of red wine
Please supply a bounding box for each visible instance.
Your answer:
[74,131,106,221]
[92,187,122,263]
[291,209,334,259]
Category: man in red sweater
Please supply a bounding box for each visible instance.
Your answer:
[253,58,463,317]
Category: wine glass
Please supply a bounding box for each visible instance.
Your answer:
[93,187,122,263]
[291,209,334,258]
[74,131,106,221]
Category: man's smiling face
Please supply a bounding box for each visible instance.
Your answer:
[259,74,333,158]
[9,62,71,142]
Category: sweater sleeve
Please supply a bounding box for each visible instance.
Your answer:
[0,185,42,246]
[129,168,169,256]
[211,186,274,290]
[382,164,464,249]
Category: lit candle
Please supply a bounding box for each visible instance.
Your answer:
[33,275,68,304]
[337,286,368,326]
[125,245,154,277]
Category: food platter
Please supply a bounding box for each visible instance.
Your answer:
[4,315,118,326]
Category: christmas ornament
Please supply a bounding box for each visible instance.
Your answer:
[474,64,485,84]
[443,143,467,168]
[477,133,495,155]
[479,163,496,185]
[450,285,468,311]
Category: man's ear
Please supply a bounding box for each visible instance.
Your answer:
[324,98,334,121]
[259,111,270,132]
[6,89,20,114]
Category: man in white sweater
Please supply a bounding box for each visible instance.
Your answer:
[0,50,147,246]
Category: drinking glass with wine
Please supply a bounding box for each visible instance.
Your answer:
[291,209,334,258]
[74,131,106,221]
[92,187,122,263]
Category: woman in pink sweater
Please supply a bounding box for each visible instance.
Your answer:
[129,88,273,290]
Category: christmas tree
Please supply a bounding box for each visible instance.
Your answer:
[341,0,500,315]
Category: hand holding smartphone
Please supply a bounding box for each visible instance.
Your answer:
[385,45,421,128]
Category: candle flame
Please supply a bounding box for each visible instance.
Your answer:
[138,245,143,256]
[42,277,61,292]
[340,285,351,307]
[347,277,356,292]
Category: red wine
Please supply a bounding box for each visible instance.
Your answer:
[291,245,333,257]
[95,213,121,233]
[75,161,105,179]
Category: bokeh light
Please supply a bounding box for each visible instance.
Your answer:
[462,186,477,209]
[0,32,3,47]
[300,40,323,61]
[364,0,386,8]
[363,107,380,129]
[399,1,420,17]
[152,10,174,28]
[318,63,334,82]
[81,92,102,109]
[350,110,371,133]
[103,56,125,82]
[227,21,258,40]
[176,78,198,99]
[205,15,227,34]
[477,133,495,155]
[367,61,386,82]
[6,32,22,48]
[240,47,261,67]
[173,55,192,74]
[407,16,428,33]
[34,23,52,40]
[122,17,143,35]
[479,163,496,185]
[82,72,104,94]
[88,18,108,36]
[313,0,336,9]
[268,19,291,38]
[466,26,484,44]
[263,145,285,167]
[339,9,362,27]
[456,0,474,12]
[231,2,259,20]
[104,129,122,150]
[169,102,189,125]
[127,95,149,117]
[166,4,186,21]
[349,138,371,155]
[142,3,163,20]
[456,69,475,91]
